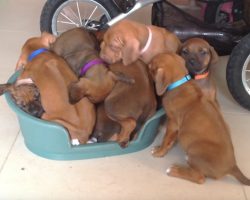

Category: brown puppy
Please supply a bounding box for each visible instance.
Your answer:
[179,38,219,103]
[92,102,121,142]
[0,82,44,117]
[149,53,250,185]
[16,33,96,145]
[50,28,100,76]
[100,19,181,66]
[66,29,157,147]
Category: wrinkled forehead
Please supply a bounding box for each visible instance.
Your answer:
[184,39,210,50]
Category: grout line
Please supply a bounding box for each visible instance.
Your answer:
[243,186,248,200]
[0,130,20,173]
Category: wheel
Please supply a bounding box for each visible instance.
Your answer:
[40,0,120,35]
[226,33,250,110]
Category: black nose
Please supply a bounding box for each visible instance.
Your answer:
[188,58,196,66]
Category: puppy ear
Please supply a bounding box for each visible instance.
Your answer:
[155,68,168,96]
[209,46,219,64]
[122,38,140,66]
[41,32,56,48]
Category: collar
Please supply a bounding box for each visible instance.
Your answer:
[80,59,105,76]
[28,48,48,61]
[194,71,209,80]
[140,27,152,55]
[167,75,191,91]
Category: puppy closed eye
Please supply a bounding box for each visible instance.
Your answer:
[109,44,120,51]
[200,49,209,56]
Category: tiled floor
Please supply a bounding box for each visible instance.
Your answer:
[0,0,250,199]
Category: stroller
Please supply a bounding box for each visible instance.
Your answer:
[40,0,250,110]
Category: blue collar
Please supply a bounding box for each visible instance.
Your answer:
[28,48,48,61]
[167,75,191,91]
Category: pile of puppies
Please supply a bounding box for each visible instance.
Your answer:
[0,19,249,185]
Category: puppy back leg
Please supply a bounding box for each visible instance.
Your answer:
[166,164,206,184]
[152,118,178,157]
[116,118,136,148]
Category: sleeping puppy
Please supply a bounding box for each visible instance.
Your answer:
[179,38,219,103]
[0,82,44,117]
[16,33,96,145]
[149,53,250,185]
[100,19,181,66]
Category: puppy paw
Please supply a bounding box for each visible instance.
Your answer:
[151,146,166,157]
[119,141,129,148]
[71,139,80,146]
[166,165,179,177]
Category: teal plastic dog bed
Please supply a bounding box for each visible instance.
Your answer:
[5,72,165,160]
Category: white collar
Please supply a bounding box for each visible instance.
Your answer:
[140,26,152,55]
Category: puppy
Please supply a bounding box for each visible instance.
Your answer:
[149,53,250,185]
[16,33,96,145]
[0,82,44,117]
[179,38,219,103]
[49,28,100,76]
[92,102,121,142]
[67,29,157,147]
[100,19,181,66]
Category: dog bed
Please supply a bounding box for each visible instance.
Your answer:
[5,71,165,160]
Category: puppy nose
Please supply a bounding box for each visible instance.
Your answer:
[188,58,196,66]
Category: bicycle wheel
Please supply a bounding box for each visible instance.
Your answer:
[40,0,120,35]
[226,33,250,110]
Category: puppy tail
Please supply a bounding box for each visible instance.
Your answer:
[0,83,12,96]
[111,71,135,84]
[230,165,250,185]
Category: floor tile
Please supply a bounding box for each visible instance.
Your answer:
[0,0,46,32]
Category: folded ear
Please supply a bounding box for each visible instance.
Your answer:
[209,46,219,64]
[155,68,168,96]
[122,38,140,66]
[41,32,56,48]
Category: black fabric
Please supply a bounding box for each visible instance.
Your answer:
[112,0,136,13]
[151,0,249,55]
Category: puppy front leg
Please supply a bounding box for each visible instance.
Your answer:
[152,118,178,157]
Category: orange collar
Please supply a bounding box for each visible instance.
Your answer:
[194,71,209,80]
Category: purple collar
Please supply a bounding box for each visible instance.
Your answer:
[80,59,105,76]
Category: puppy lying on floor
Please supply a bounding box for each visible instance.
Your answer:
[15,33,96,145]
[149,53,250,185]
[100,19,181,65]
[179,38,219,103]
[60,28,157,147]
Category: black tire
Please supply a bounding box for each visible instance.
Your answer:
[40,0,120,34]
[226,33,250,110]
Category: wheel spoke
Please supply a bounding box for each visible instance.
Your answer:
[60,12,79,27]
[84,6,98,26]
[57,20,76,25]
[76,1,83,26]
